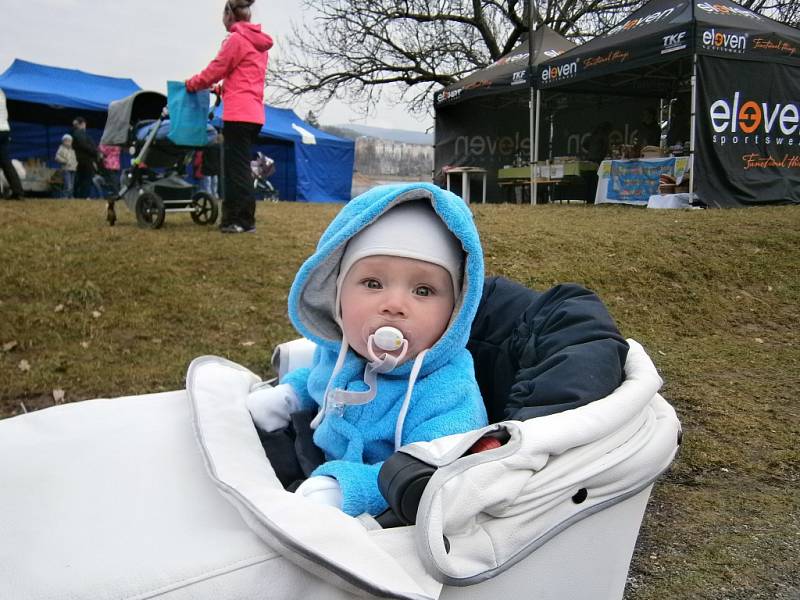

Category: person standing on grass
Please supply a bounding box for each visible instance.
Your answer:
[71,116,100,199]
[0,88,25,200]
[185,0,272,234]
[55,134,77,198]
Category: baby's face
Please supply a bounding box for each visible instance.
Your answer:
[340,255,455,362]
[63,139,72,147]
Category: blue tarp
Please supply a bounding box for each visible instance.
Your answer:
[0,59,140,112]
[0,60,140,175]
[213,104,354,203]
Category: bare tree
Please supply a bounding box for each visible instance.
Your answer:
[270,0,800,117]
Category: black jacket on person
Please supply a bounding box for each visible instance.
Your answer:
[467,277,629,423]
[71,127,99,172]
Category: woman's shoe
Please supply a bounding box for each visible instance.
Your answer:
[220,224,256,234]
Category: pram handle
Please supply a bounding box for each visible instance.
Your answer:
[209,90,222,121]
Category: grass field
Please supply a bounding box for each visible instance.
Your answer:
[1,198,798,599]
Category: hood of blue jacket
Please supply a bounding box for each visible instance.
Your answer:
[288,182,484,377]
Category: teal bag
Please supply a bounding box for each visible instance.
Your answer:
[166,81,210,147]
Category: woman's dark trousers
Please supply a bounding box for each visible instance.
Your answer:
[222,121,261,229]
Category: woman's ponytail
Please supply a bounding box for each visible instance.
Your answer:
[226,0,254,22]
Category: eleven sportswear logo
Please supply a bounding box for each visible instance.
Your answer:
[695,1,763,21]
[540,60,579,83]
[701,28,748,54]
[711,92,800,135]
[436,88,462,104]
[607,4,679,35]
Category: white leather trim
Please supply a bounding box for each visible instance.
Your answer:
[187,355,441,600]
[409,340,681,583]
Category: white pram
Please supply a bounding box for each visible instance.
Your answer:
[0,339,679,599]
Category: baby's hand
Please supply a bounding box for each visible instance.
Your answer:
[295,476,342,509]
[245,382,299,432]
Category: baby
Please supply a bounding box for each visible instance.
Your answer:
[247,183,488,516]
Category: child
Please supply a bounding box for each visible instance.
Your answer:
[54,134,77,198]
[247,182,488,516]
[98,143,121,195]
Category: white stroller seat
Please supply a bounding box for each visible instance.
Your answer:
[0,339,679,599]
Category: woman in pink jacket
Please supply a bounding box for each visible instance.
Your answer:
[186,0,273,234]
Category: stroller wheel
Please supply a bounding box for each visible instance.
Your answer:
[135,192,165,229]
[190,192,219,226]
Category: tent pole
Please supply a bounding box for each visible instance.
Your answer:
[529,0,538,205]
[689,54,697,200]
[533,89,541,205]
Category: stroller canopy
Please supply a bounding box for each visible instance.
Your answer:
[101,90,167,146]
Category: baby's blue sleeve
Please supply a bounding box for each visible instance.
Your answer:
[312,460,387,516]
[280,368,317,412]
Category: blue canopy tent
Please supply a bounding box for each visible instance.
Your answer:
[1,59,354,202]
[0,59,141,164]
[214,105,354,202]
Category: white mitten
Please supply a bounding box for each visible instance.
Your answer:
[246,382,300,432]
[295,476,343,509]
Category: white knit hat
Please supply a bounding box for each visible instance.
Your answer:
[336,201,464,314]
[61,134,72,142]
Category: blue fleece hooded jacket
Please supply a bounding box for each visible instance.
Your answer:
[282,183,488,516]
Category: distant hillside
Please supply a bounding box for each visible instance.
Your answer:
[326,124,432,146]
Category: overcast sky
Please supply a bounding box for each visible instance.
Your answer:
[2,0,433,132]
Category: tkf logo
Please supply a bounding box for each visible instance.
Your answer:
[541,60,578,83]
[702,29,747,53]
[696,2,763,20]
[662,31,688,54]
[608,6,676,35]
[710,91,800,135]
[511,71,527,85]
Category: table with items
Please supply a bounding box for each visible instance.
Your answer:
[497,160,597,203]
[443,166,487,204]
[595,156,691,205]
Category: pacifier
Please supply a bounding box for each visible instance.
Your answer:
[372,326,405,351]
[367,326,408,366]
[323,326,409,421]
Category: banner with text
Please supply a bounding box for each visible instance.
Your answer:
[696,56,800,207]
[607,157,676,203]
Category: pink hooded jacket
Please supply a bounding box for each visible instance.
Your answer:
[186,22,273,125]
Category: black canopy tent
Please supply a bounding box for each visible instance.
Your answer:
[433,26,576,201]
[535,0,800,207]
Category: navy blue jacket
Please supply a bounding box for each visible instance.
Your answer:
[467,277,629,423]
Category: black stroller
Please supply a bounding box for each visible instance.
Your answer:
[100,91,219,229]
